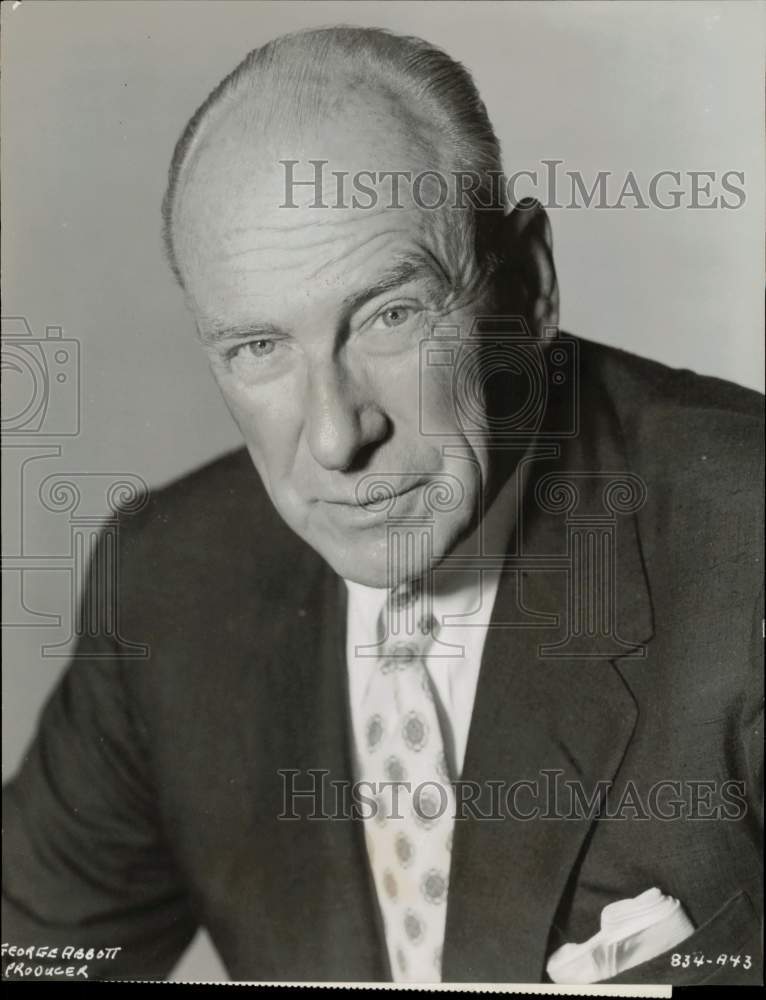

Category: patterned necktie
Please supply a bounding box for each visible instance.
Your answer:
[358,578,456,983]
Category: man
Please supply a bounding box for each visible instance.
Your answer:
[2,26,763,985]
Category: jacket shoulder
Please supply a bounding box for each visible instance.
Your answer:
[117,446,317,604]
[577,334,763,596]
[577,336,764,468]
[136,445,265,524]
[578,337,763,641]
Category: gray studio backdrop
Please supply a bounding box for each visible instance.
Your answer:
[2,0,764,982]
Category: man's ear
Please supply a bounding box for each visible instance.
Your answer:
[493,199,559,337]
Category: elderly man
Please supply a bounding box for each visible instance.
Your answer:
[2,27,763,986]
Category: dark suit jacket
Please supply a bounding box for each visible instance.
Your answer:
[3,335,763,985]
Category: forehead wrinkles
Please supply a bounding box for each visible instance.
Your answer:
[189,205,474,310]
[205,203,401,263]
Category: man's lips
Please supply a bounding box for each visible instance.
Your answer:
[320,479,427,508]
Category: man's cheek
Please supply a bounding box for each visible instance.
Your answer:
[367,351,422,423]
[221,384,301,477]
[415,366,460,439]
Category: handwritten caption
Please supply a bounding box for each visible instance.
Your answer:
[2,943,122,979]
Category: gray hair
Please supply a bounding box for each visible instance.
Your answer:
[161,25,506,288]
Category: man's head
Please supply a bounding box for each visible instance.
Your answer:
[162,26,557,587]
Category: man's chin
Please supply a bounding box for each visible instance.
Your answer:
[310,530,467,589]
[314,540,393,588]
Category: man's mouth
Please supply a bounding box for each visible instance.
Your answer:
[321,479,426,510]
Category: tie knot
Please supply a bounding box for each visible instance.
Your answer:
[377,577,440,651]
[389,578,423,612]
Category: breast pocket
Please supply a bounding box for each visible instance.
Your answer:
[597,890,761,986]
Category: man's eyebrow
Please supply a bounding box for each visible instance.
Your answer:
[341,253,450,315]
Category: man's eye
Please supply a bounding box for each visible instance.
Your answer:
[225,338,286,382]
[370,305,419,331]
[381,306,410,327]
[241,339,276,358]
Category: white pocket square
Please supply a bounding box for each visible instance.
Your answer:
[546,887,696,984]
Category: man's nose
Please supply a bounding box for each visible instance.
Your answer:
[304,360,389,471]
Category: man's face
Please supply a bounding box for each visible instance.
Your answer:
[174,107,500,586]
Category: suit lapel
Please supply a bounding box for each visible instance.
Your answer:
[442,565,643,982]
[443,359,654,982]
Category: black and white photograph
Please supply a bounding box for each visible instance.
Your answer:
[2,0,764,987]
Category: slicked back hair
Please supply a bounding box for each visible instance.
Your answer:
[161,25,507,289]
